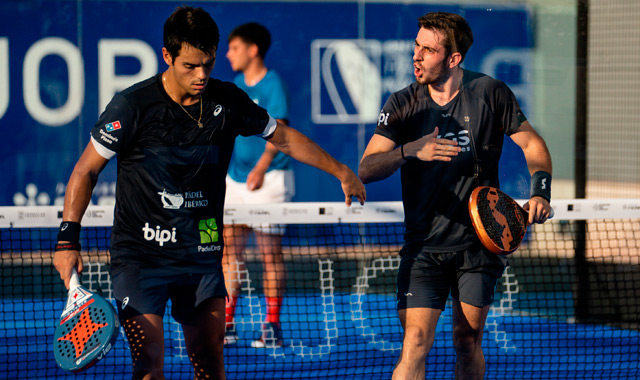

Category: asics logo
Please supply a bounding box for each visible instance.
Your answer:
[122,297,129,310]
[404,293,413,297]
[61,223,68,231]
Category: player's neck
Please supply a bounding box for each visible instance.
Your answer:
[243,62,268,87]
[162,71,200,106]
[428,67,464,106]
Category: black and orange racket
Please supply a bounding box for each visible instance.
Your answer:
[53,269,119,372]
[469,186,552,255]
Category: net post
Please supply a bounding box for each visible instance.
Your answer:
[575,0,588,199]
[573,0,590,325]
[573,220,589,323]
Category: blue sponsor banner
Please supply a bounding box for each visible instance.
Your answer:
[0,1,532,206]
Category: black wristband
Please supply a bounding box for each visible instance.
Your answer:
[531,171,552,202]
[57,221,81,243]
[400,145,407,160]
[55,242,82,251]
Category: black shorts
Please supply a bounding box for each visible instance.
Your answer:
[396,246,506,310]
[111,262,227,324]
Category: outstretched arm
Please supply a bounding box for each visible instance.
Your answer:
[53,142,109,288]
[510,121,553,224]
[267,122,365,206]
[359,127,461,184]
[246,119,287,191]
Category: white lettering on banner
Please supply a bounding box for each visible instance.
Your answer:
[0,38,8,119]
[0,37,155,125]
[23,37,84,126]
[2,36,529,128]
[98,39,157,113]
[142,223,177,246]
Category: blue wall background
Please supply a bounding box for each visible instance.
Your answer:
[0,1,533,206]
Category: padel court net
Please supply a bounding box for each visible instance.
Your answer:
[0,200,638,379]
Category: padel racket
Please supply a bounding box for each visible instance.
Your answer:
[469,186,552,255]
[53,268,119,372]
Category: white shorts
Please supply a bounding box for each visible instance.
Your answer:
[224,170,295,234]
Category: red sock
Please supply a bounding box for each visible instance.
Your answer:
[225,296,238,327]
[266,296,283,324]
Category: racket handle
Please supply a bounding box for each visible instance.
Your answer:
[69,268,81,290]
[549,207,555,219]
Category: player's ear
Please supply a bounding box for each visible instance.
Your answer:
[249,43,259,59]
[448,52,462,68]
[162,47,174,66]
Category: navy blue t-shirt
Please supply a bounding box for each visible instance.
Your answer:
[374,70,526,251]
[91,74,276,272]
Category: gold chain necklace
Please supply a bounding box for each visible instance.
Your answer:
[163,74,203,128]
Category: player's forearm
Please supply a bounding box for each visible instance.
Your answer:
[522,139,553,176]
[358,148,405,184]
[61,169,99,224]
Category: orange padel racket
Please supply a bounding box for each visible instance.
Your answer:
[53,269,119,372]
[469,186,531,255]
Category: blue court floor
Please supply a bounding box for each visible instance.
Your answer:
[1,294,639,379]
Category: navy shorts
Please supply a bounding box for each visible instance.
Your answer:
[396,245,507,310]
[111,262,227,324]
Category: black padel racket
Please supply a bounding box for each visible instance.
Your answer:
[53,269,119,372]
[469,186,541,255]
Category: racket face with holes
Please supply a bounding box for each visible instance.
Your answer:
[53,284,119,372]
[468,186,529,255]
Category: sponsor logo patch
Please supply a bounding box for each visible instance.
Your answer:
[105,121,121,132]
[142,223,177,246]
[199,218,218,244]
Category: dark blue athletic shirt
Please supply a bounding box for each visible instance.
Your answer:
[374,70,526,251]
[90,74,274,272]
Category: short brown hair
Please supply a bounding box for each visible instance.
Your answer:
[418,12,473,62]
[164,6,220,59]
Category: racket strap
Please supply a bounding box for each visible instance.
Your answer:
[460,83,481,188]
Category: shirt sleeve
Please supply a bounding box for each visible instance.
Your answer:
[372,92,403,145]
[90,93,137,160]
[230,84,274,138]
[493,80,527,136]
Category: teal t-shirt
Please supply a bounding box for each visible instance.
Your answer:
[228,70,291,182]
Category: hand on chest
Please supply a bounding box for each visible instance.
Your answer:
[426,99,473,154]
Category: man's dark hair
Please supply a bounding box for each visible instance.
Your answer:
[164,6,220,59]
[228,22,272,59]
[418,12,473,62]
